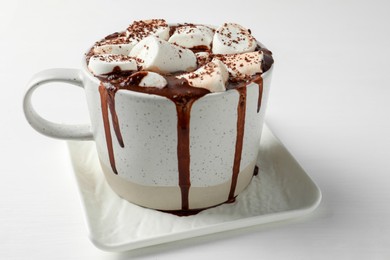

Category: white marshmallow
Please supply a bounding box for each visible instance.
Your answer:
[168,25,214,49]
[178,59,228,93]
[93,36,134,55]
[126,19,170,45]
[95,19,170,56]
[88,54,138,75]
[129,36,197,74]
[138,71,167,89]
[195,51,210,59]
[93,43,134,55]
[215,51,263,80]
[195,51,211,66]
[212,23,256,54]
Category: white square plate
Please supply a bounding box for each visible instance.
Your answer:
[67,124,321,252]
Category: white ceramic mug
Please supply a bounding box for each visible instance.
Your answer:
[23,53,273,212]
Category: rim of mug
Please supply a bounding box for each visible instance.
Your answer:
[81,58,273,100]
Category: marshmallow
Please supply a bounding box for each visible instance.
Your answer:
[138,71,167,89]
[178,59,228,93]
[216,51,263,80]
[88,54,138,75]
[93,36,134,55]
[129,36,197,74]
[168,25,214,49]
[212,23,256,54]
[126,19,170,45]
[195,51,211,66]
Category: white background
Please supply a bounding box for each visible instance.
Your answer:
[1,0,390,259]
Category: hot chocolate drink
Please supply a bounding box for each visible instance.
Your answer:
[24,16,274,214]
[84,19,274,214]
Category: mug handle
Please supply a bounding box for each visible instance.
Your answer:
[23,68,93,140]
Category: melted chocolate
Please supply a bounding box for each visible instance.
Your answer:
[228,87,247,200]
[253,165,259,176]
[99,85,119,174]
[175,96,194,211]
[254,76,263,113]
[260,48,274,72]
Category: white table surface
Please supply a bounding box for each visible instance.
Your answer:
[1,0,389,259]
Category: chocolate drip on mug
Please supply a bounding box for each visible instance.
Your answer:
[98,72,148,175]
[228,86,247,201]
[160,77,209,211]
[255,76,263,113]
[99,85,119,174]
[175,98,194,211]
